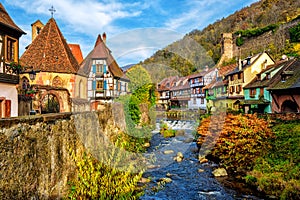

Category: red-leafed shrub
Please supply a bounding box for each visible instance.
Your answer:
[197,113,274,172]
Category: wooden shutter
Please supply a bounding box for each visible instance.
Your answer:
[5,100,11,117]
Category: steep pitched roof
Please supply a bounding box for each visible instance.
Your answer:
[188,67,215,79]
[0,3,25,34]
[225,52,270,76]
[79,34,126,79]
[20,18,80,74]
[68,44,83,64]
[203,64,236,90]
[170,76,190,91]
[268,59,300,90]
[244,60,290,89]
[157,76,179,92]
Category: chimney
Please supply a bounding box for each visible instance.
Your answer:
[238,58,242,71]
[205,65,209,71]
[102,32,106,44]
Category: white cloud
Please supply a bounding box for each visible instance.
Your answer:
[106,28,184,66]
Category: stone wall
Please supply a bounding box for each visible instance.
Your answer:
[232,19,300,59]
[0,102,126,199]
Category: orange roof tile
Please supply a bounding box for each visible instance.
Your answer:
[69,44,83,64]
[20,18,80,74]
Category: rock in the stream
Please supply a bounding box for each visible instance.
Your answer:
[163,150,174,154]
[212,168,228,177]
[158,177,172,183]
[174,152,184,162]
[143,142,151,148]
[198,169,205,173]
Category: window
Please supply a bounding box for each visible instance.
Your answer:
[6,36,17,62]
[236,85,241,93]
[96,80,103,90]
[96,64,104,73]
[200,98,204,104]
[21,77,30,90]
[250,88,256,97]
[229,86,235,94]
[238,72,243,79]
[260,88,264,97]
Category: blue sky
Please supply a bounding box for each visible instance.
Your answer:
[3,0,258,67]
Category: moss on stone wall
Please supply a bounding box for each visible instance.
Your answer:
[0,103,127,199]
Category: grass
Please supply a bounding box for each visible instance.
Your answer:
[247,120,300,199]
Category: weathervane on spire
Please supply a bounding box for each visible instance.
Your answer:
[49,6,56,18]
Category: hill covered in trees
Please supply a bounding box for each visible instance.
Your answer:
[140,0,300,80]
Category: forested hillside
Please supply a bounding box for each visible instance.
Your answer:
[140,0,300,80]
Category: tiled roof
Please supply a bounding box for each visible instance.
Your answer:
[20,18,80,74]
[218,63,237,77]
[69,44,83,64]
[225,53,265,76]
[189,67,215,79]
[203,63,236,90]
[244,60,290,89]
[0,3,25,34]
[268,59,300,90]
[79,34,127,80]
[170,76,190,91]
[157,76,179,91]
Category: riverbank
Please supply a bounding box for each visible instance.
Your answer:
[196,113,300,199]
[139,120,265,200]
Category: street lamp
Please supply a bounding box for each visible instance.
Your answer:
[29,69,36,81]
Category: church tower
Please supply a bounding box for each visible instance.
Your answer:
[31,20,44,41]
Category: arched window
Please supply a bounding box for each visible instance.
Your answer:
[53,76,63,87]
[21,77,30,90]
[79,80,83,98]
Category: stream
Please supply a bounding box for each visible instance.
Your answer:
[139,120,264,200]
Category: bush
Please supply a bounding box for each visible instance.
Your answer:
[68,149,145,199]
[197,113,273,172]
[160,122,176,138]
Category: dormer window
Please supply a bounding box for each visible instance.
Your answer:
[246,57,251,65]
[265,73,271,80]
[281,71,293,82]
[257,74,261,81]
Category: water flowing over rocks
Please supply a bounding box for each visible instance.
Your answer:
[140,119,264,200]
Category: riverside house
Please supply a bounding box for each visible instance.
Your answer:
[225,52,275,111]
[170,76,190,109]
[0,3,26,117]
[243,59,290,113]
[80,34,129,110]
[157,76,179,110]
[204,63,236,111]
[188,67,217,110]
[267,58,300,113]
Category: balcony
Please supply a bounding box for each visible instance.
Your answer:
[190,82,204,87]
[0,72,19,84]
[191,93,205,98]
